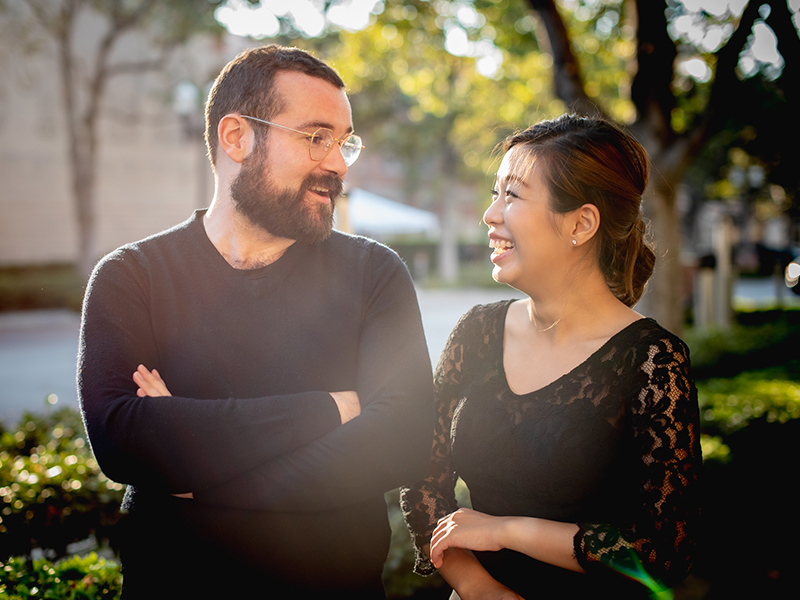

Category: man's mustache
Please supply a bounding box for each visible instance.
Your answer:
[303,174,344,201]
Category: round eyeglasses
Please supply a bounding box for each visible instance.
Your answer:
[240,115,364,167]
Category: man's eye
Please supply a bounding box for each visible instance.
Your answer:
[309,134,325,146]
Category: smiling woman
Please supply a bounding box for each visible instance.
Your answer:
[401,114,701,600]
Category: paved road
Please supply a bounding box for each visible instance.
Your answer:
[0,279,796,426]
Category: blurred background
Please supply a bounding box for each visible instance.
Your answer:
[0,1,798,598]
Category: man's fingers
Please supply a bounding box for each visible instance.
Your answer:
[133,364,172,397]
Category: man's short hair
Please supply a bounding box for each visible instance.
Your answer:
[204,44,345,167]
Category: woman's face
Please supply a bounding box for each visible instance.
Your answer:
[482,147,572,291]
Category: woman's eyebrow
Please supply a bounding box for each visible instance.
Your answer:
[496,173,526,186]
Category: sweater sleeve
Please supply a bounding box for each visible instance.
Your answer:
[399,306,481,575]
[78,251,341,493]
[193,247,435,510]
[573,335,702,588]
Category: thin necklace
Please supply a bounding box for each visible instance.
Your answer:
[533,316,561,332]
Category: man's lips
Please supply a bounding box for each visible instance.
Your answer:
[305,176,343,205]
[308,186,333,204]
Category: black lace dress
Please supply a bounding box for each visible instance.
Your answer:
[401,301,701,598]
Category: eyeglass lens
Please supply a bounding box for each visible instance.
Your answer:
[309,129,362,166]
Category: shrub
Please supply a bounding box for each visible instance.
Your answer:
[0,409,124,560]
[697,368,800,437]
[0,265,85,312]
[0,552,121,600]
[686,321,800,380]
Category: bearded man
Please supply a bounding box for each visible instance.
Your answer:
[77,45,433,599]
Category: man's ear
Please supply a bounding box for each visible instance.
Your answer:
[218,114,253,164]
[570,203,600,246]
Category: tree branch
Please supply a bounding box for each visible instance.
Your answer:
[524,0,602,116]
[631,0,677,144]
[765,0,799,104]
[703,0,760,139]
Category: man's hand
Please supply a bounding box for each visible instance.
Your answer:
[330,390,360,424]
[133,364,172,397]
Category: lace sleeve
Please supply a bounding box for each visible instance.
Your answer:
[400,308,480,576]
[574,335,701,588]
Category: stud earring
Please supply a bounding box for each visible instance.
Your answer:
[572,239,577,246]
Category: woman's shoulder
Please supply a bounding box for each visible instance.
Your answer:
[629,318,691,357]
[453,299,515,336]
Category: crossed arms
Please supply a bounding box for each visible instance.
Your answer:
[78,243,433,511]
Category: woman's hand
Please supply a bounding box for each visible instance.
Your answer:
[435,547,524,600]
[132,364,172,397]
[430,508,510,569]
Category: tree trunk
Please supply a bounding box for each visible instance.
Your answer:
[637,180,683,333]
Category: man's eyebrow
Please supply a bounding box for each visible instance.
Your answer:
[298,120,354,135]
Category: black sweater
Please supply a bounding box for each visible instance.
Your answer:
[78,210,434,598]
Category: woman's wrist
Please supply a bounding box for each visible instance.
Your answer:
[497,516,526,553]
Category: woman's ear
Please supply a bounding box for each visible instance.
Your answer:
[570,204,600,246]
[217,114,252,164]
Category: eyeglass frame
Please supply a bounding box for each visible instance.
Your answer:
[239,114,364,167]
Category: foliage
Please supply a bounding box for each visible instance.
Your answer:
[0,409,124,560]
[685,316,800,379]
[0,265,85,312]
[697,367,800,437]
[0,552,121,600]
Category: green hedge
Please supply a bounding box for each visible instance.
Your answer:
[685,312,800,380]
[0,265,85,313]
[0,553,121,600]
[0,409,124,560]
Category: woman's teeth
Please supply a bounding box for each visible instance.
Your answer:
[490,239,514,255]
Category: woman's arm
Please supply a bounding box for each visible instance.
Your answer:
[436,548,524,600]
[574,335,701,586]
[401,305,523,596]
[430,508,582,574]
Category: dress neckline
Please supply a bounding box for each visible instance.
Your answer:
[497,299,655,398]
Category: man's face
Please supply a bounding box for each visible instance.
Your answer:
[230,141,343,244]
[231,71,353,244]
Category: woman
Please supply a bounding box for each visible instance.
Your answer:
[400,114,701,599]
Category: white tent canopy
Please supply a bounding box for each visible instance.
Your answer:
[336,188,440,239]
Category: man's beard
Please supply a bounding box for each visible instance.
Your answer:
[230,146,343,244]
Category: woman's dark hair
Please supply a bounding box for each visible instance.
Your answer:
[204,44,345,167]
[503,114,655,307]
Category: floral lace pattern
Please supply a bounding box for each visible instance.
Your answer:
[400,301,701,588]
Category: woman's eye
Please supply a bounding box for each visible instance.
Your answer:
[505,189,519,199]
[490,188,499,197]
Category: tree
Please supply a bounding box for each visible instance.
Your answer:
[520,0,799,332]
[307,0,797,330]
[1,0,228,277]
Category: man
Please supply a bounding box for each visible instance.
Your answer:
[78,45,434,598]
